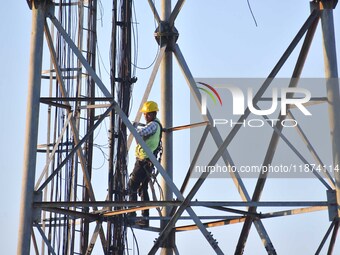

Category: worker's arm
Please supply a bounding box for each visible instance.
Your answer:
[137,121,158,137]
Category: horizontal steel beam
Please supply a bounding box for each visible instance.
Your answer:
[40,207,97,221]
[176,217,246,232]
[260,206,327,219]
[40,97,113,102]
[34,201,330,208]
[176,206,328,232]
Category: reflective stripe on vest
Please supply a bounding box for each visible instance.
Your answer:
[135,120,161,160]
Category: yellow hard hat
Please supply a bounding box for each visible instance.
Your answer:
[140,101,159,113]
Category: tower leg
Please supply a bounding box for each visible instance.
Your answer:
[320,3,340,218]
[160,0,175,254]
[17,1,46,254]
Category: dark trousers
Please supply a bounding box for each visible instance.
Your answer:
[128,159,153,216]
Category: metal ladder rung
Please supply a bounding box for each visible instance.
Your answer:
[82,27,95,33]
[82,50,94,55]
[83,5,96,10]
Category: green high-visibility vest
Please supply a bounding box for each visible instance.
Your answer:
[135,119,161,160]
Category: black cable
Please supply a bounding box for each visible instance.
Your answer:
[97,44,111,76]
[154,177,164,207]
[246,0,258,27]
[131,0,138,76]
[130,0,160,70]
[130,226,140,255]
[125,222,130,255]
[131,48,160,70]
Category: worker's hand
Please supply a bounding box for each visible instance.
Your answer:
[132,121,145,128]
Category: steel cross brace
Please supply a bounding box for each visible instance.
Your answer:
[145,0,277,252]
[39,17,109,254]
[173,43,277,254]
[147,42,276,254]
[147,0,185,27]
[235,9,323,254]
[169,9,321,255]
[172,39,286,253]
[315,220,336,254]
[173,9,323,253]
[147,1,263,252]
[34,223,57,255]
[145,1,225,254]
[46,4,224,255]
[126,45,167,150]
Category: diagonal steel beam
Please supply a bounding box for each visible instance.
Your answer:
[43,21,101,204]
[180,125,211,193]
[127,45,166,150]
[47,6,223,254]
[173,43,249,200]
[169,0,186,26]
[168,125,211,223]
[85,221,105,255]
[167,40,278,253]
[223,9,320,167]
[147,0,161,24]
[288,111,335,188]
[235,10,320,255]
[34,223,57,255]
[44,22,113,252]
[34,112,72,190]
[149,169,222,254]
[259,112,331,188]
[175,7,317,249]
[42,23,109,250]
[173,245,180,255]
[173,43,276,252]
[327,220,339,255]
[315,220,336,254]
[36,103,114,191]
[38,23,106,203]
[147,41,271,252]
[49,5,222,254]
[47,12,112,98]
[31,230,39,255]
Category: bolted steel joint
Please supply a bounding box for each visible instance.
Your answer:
[33,191,43,223]
[154,21,179,49]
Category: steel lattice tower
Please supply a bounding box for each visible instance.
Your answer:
[18,0,340,254]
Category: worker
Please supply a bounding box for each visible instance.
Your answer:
[128,101,162,227]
